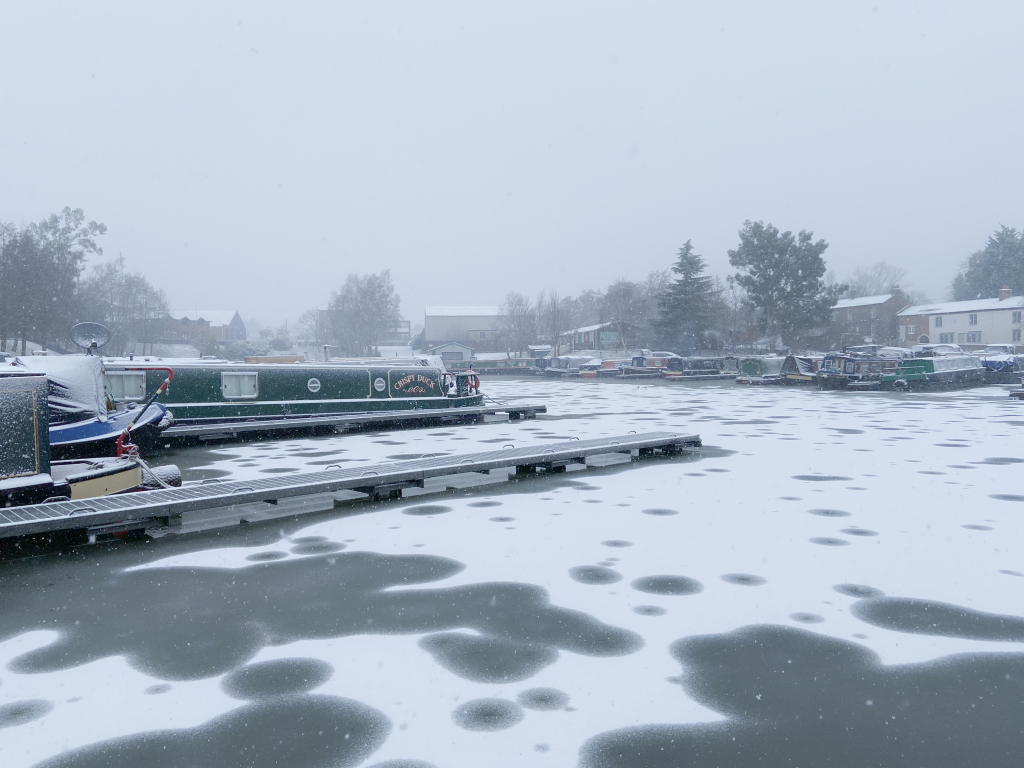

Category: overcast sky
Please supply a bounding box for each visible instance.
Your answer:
[2,1,1022,328]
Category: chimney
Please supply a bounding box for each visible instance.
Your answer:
[998,285,1012,301]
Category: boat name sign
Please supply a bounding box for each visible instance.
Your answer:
[393,373,437,394]
[307,378,321,393]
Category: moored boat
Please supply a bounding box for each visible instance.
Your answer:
[0,356,172,458]
[1,375,180,508]
[661,356,739,381]
[816,353,902,390]
[780,355,825,385]
[101,358,483,427]
[880,354,986,391]
[735,356,784,384]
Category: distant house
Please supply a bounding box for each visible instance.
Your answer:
[429,342,474,362]
[164,310,246,343]
[831,292,908,347]
[559,322,621,351]
[896,287,1024,348]
[425,306,501,350]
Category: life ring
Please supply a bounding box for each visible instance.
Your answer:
[467,374,480,391]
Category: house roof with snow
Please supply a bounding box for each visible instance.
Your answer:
[560,322,613,336]
[834,294,894,309]
[897,296,1024,317]
[424,305,501,317]
[168,310,243,326]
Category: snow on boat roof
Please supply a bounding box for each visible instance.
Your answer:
[4,355,106,422]
[898,295,1024,316]
[833,294,893,309]
[424,305,501,317]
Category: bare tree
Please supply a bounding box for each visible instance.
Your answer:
[79,257,169,356]
[296,308,328,347]
[845,262,908,297]
[497,291,536,357]
[536,290,572,353]
[328,270,402,356]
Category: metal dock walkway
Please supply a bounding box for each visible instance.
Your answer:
[161,404,547,442]
[0,432,700,544]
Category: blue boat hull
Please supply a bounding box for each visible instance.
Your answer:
[50,404,171,459]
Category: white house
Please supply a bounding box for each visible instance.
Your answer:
[896,287,1024,348]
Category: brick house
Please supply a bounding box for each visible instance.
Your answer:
[831,291,908,347]
[164,310,246,344]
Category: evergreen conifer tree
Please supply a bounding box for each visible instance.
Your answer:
[657,240,715,353]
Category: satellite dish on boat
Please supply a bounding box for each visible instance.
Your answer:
[71,323,112,354]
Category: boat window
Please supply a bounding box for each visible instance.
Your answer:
[222,372,258,399]
[106,372,146,401]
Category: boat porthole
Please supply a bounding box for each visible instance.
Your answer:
[374,377,386,392]
[307,378,321,393]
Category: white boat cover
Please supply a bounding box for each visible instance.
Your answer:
[4,356,107,424]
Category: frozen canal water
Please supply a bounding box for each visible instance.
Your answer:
[2,378,1023,767]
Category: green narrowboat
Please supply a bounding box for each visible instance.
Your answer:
[879,354,986,391]
[101,359,484,425]
[735,357,785,385]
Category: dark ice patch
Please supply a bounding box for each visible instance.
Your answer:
[489,516,515,522]
[807,509,851,517]
[977,457,1024,465]
[221,658,333,699]
[962,525,993,531]
[851,598,1024,642]
[791,475,852,482]
[4,552,642,681]
[401,505,453,516]
[601,540,633,548]
[809,537,850,546]
[1000,570,1023,577]
[570,566,623,585]
[245,551,288,562]
[834,584,885,599]
[366,762,437,768]
[518,687,570,711]
[291,542,346,555]
[721,574,766,587]
[990,494,1024,502]
[631,576,703,596]
[579,624,1024,768]
[33,695,389,768]
[0,699,53,729]
[451,698,523,731]
[292,536,328,543]
[418,633,558,683]
[144,684,171,695]
[633,606,667,616]
[841,528,878,536]
[468,501,503,508]
[641,508,679,516]
[789,613,824,624]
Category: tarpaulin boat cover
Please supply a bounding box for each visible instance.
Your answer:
[981,355,1019,372]
[4,356,107,425]
[794,357,818,375]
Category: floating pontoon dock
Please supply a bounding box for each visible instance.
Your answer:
[161,404,547,442]
[0,432,700,546]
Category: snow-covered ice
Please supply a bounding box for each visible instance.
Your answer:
[2,379,1023,767]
